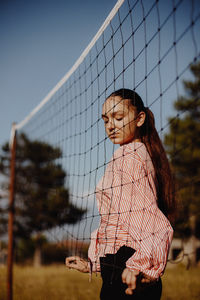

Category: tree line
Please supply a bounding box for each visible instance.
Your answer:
[0,133,86,265]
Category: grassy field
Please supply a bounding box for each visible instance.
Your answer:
[0,264,200,300]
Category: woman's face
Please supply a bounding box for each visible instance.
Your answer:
[102,96,145,145]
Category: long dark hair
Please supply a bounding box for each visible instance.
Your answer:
[108,88,175,221]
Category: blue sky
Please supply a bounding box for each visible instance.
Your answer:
[0,0,117,146]
[1,0,200,148]
[1,0,200,241]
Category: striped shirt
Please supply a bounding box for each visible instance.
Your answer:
[88,141,173,279]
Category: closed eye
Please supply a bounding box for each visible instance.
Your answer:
[102,117,108,124]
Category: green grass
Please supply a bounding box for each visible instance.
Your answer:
[0,264,200,300]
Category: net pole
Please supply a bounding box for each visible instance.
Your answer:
[7,123,17,300]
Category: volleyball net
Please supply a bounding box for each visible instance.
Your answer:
[10,0,200,266]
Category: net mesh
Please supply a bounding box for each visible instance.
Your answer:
[14,0,200,267]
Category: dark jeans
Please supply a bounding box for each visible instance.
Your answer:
[100,246,162,300]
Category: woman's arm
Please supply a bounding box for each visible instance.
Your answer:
[109,152,173,279]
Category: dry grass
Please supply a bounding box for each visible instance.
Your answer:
[162,264,200,300]
[0,264,199,299]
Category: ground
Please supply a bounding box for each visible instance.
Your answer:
[0,263,199,299]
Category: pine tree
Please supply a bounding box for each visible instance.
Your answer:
[164,61,200,240]
[0,133,86,264]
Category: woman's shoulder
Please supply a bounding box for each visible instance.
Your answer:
[113,141,149,163]
[111,142,150,170]
[109,142,154,178]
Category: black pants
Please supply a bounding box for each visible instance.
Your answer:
[100,246,162,300]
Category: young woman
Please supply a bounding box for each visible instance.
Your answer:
[66,89,175,299]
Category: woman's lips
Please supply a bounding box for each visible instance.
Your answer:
[109,133,118,138]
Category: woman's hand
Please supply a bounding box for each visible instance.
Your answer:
[65,256,89,273]
[141,273,157,285]
[122,268,157,295]
[121,268,140,295]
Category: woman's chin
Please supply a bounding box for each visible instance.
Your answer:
[109,137,121,144]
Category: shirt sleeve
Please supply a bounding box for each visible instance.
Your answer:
[109,154,173,279]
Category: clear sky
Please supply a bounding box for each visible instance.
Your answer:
[0,0,117,146]
[1,0,200,148]
[1,0,200,241]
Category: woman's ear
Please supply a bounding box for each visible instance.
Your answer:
[136,111,146,127]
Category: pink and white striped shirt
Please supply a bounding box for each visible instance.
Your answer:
[88,141,173,279]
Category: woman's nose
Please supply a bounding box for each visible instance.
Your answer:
[107,119,115,131]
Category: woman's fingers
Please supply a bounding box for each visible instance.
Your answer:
[65,256,89,273]
[65,256,77,263]
[125,270,132,286]
[121,268,140,294]
[128,270,138,291]
[141,277,151,284]
[141,274,157,284]
[121,268,128,283]
[125,287,134,295]
[65,256,80,270]
[65,256,79,267]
